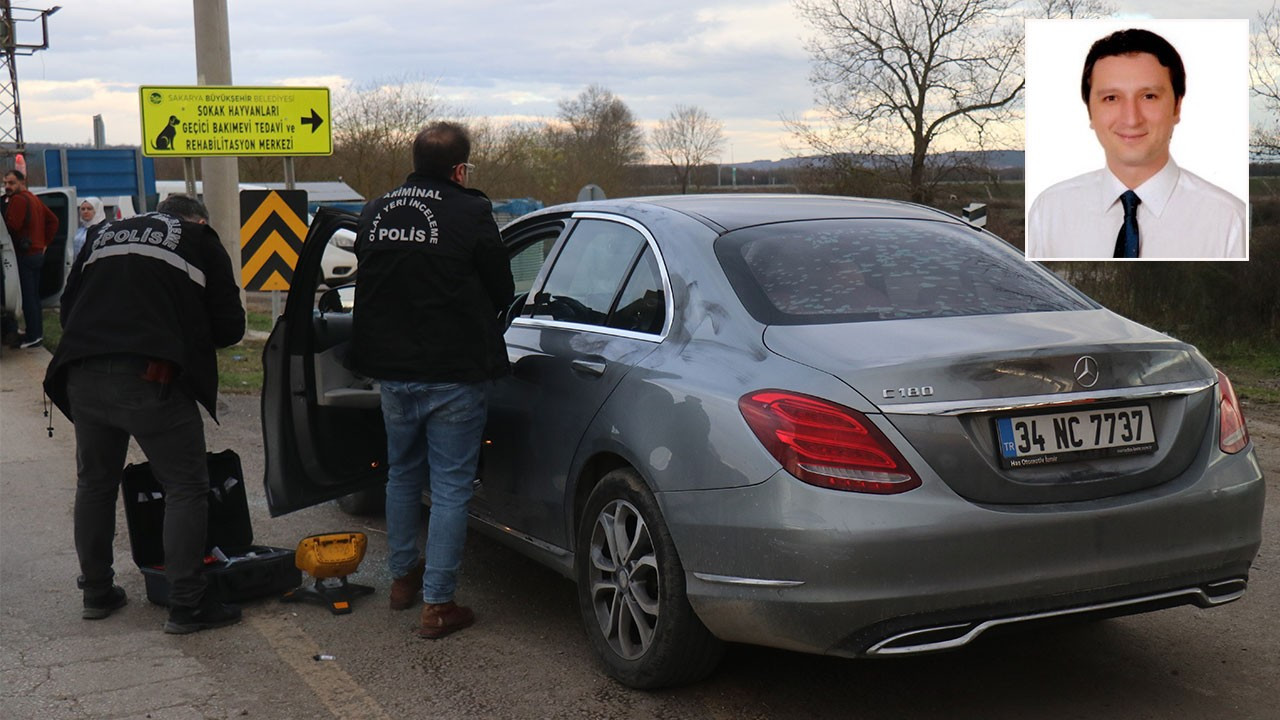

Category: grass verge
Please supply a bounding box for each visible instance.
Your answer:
[217,338,267,394]
[246,310,275,333]
[1194,338,1280,407]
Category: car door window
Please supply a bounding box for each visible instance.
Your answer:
[510,235,558,294]
[532,219,645,327]
[606,246,665,335]
[502,223,566,325]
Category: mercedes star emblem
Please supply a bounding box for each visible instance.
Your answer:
[1074,356,1100,388]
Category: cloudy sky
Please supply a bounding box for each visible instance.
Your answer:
[12,0,1275,163]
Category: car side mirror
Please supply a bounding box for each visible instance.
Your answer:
[318,286,355,314]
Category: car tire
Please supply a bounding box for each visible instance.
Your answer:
[576,468,724,689]
[335,485,385,517]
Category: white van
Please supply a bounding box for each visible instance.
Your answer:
[1,187,78,338]
[98,195,137,220]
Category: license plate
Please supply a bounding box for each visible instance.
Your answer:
[994,405,1157,468]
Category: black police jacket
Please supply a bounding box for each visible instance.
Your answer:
[350,173,514,382]
[43,212,246,421]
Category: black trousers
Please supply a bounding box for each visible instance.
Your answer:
[67,358,209,607]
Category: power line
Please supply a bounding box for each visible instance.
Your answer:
[0,2,59,156]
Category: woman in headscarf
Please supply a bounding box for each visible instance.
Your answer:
[73,196,106,258]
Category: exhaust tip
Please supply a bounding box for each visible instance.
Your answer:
[867,623,979,656]
[1199,578,1247,605]
[864,579,1251,657]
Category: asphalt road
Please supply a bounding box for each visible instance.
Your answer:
[2,344,1276,719]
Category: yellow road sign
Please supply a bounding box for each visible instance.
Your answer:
[241,189,309,291]
[140,86,332,157]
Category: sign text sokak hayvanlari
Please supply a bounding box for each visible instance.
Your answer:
[181,103,296,151]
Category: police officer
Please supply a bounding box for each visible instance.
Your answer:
[43,194,246,633]
[351,121,513,638]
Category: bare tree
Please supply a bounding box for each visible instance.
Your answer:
[1253,2,1280,159]
[650,105,726,194]
[1032,0,1113,19]
[469,120,557,200]
[325,76,450,199]
[792,0,1024,203]
[551,85,645,199]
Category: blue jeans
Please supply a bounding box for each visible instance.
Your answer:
[380,380,487,605]
[17,251,44,340]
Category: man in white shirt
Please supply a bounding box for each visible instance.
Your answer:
[1026,29,1246,260]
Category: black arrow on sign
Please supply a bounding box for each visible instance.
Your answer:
[301,109,324,133]
[241,211,305,259]
[246,253,297,292]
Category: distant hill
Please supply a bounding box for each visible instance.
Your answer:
[725,150,1025,173]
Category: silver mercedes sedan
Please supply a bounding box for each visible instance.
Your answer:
[262,195,1264,689]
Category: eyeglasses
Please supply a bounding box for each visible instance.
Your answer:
[456,162,476,174]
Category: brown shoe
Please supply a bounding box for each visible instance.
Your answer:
[388,560,425,611]
[417,601,475,639]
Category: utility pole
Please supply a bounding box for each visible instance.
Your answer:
[0,2,59,160]
[192,0,241,297]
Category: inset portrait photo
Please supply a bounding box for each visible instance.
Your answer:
[1025,19,1250,261]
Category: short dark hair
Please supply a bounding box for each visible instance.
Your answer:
[1081,29,1186,107]
[412,121,471,180]
[157,193,210,223]
[5,169,25,182]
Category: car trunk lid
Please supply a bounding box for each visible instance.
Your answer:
[762,310,1217,504]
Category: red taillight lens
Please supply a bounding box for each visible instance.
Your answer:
[1216,370,1249,454]
[738,390,921,494]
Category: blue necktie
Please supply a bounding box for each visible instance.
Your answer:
[1113,190,1140,258]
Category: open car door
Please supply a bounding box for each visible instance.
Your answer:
[262,208,386,516]
[37,188,77,308]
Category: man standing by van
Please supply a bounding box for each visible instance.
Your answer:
[4,169,58,347]
[351,122,513,638]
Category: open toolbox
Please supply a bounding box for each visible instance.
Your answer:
[121,449,301,606]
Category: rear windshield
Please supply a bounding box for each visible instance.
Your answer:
[716,218,1093,325]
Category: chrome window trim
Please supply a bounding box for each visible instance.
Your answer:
[881,378,1215,416]
[511,316,665,344]
[522,210,673,339]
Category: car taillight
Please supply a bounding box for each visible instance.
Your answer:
[1216,370,1249,454]
[738,390,921,494]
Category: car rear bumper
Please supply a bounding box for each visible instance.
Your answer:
[660,446,1264,657]
[850,575,1247,656]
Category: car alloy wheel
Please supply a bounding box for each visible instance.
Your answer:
[576,468,723,689]
[587,497,659,660]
